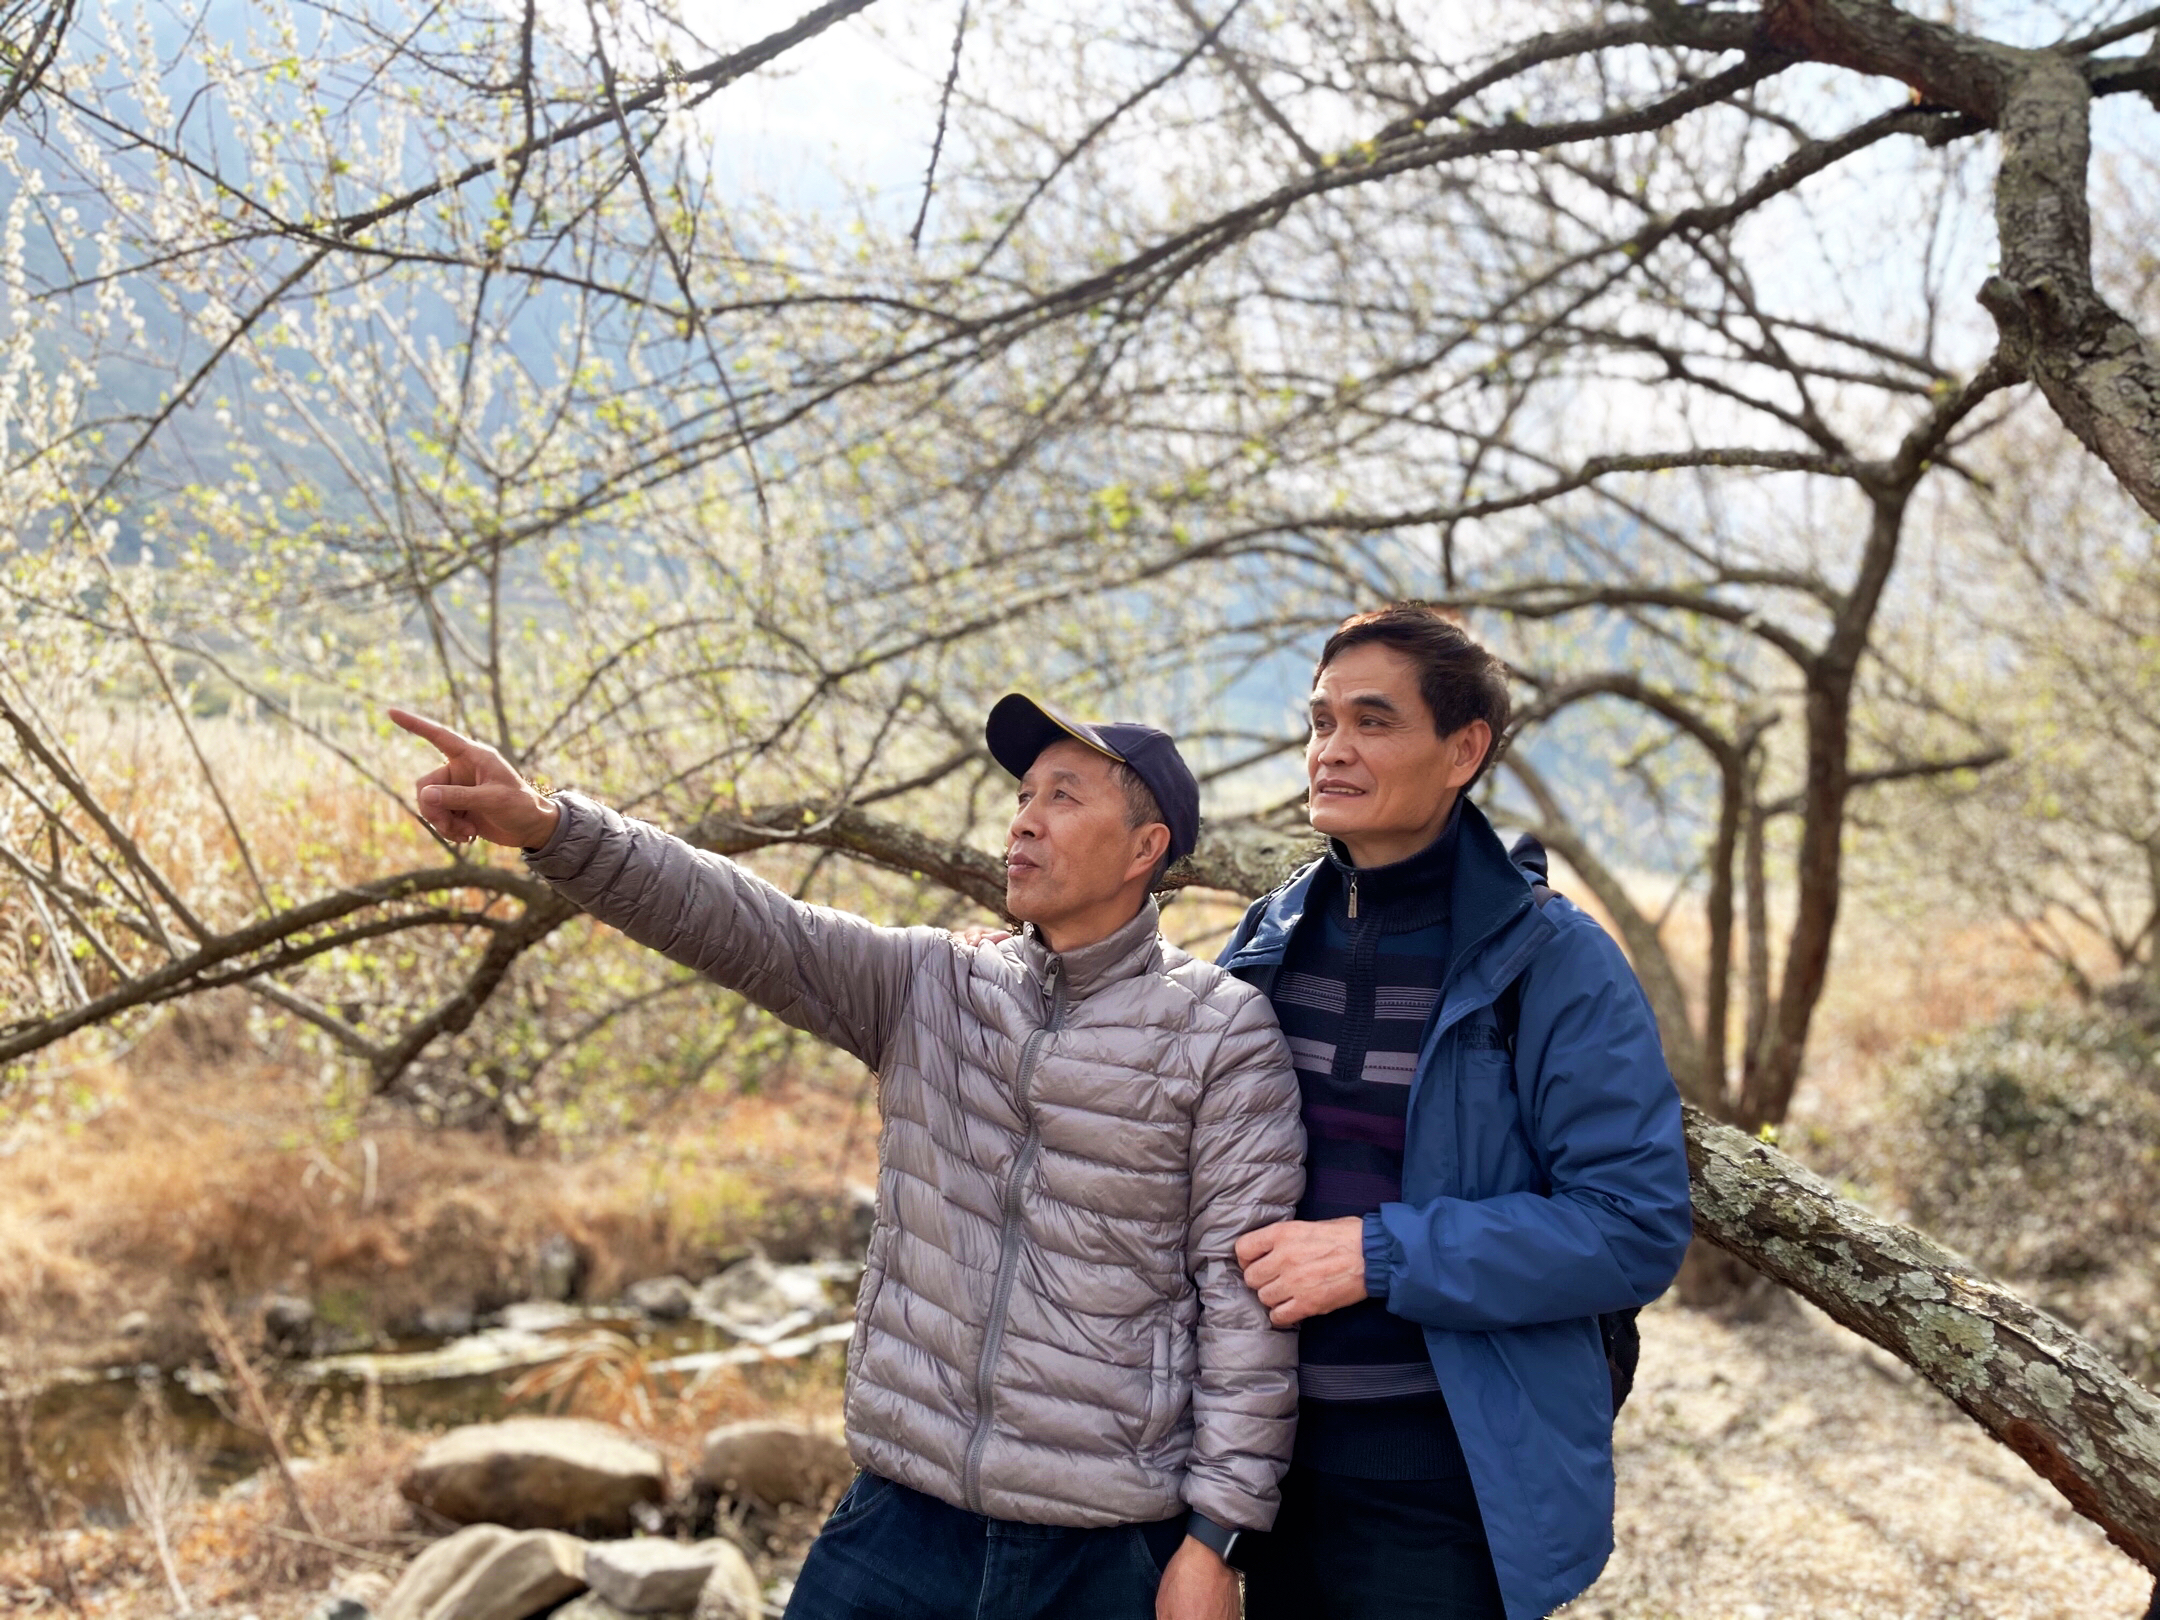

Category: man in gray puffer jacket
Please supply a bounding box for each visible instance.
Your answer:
[391,696,1305,1620]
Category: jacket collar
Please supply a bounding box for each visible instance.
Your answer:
[1320,799,1461,931]
[1016,896,1164,998]
[1225,798,1535,988]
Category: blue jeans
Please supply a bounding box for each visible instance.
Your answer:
[782,1472,1184,1620]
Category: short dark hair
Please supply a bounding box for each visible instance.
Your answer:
[1316,604,1510,787]
[1109,758,1174,888]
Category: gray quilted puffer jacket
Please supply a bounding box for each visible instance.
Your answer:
[525,793,1306,1531]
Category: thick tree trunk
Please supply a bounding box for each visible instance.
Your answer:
[1688,1103,2160,1574]
[1984,58,2160,524]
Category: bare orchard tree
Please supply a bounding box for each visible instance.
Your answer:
[6,0,2160,1586]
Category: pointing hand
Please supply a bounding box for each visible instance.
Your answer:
[388,708,561,850]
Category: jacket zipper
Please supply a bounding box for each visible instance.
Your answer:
[961,955,1066,1513]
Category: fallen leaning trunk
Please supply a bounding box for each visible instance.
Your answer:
[1684,1103,2160,1575]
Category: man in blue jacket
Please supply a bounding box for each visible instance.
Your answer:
[1224,604,1692,1620]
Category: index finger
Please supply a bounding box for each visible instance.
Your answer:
[388,707,474,759]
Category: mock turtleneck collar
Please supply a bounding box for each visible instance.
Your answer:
[1324,799,1462,931]
[1015,895,1164,998]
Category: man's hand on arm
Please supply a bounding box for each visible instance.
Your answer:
[389,709,560,850]
[1234,1215,1369,1327]
[1156,1536,1238,1620]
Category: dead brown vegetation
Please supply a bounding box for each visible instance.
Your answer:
[0,1004,878,1373]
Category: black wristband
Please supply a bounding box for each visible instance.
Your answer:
[1184,1510,1242,1567]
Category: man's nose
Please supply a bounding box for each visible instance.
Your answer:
[1008,802,1042,841]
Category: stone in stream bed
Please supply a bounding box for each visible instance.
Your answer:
[623,1274,696,1320]
[533,1232,584,1303]
[692,1257,834,1342]
[378,1525,587,1620]
[586,1539,756,1614]
[697,1421,851,1510]
[262,1292,316,1352]
[692,1548,764,1620]
[549,1596,660,1620]
[399,1418,666,1536]
[417,1302,478,1339]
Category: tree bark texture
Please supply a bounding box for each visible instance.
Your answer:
[1687,1103,2160,1574]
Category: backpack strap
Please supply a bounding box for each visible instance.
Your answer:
[1495,831,1556,1058]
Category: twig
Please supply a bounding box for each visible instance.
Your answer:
[909,0,970,250]
[196,1289,327,1541]
[263,1526,404,1568]
[117,1395,193,1616]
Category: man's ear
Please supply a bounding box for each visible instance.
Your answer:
[1447,720,1493,790]
[1128,822,1171,884]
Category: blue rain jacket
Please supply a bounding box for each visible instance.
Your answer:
[1220,799,1692,1620]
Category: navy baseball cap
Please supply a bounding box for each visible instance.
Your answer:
[986,694,1201,864]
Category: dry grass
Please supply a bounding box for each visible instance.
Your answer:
[0,1003,878,1372]
[2,1401,430,1617]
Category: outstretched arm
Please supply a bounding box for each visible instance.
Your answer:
[389,710,927,1067]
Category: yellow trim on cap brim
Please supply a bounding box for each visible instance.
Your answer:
[1028,701,1126,764]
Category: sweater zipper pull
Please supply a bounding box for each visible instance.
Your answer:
[1347,873,1358,920]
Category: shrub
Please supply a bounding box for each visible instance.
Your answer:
[1872,1003,2160,1382]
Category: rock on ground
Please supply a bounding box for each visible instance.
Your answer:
[691,1545,764,1620]
[399,1417,667,1536]
[625,1275,696,1320]
[586,1540,744,1613]
[378,1526,587,1620]
[698,1421,852,1510]
[552,1595,670,1620]
[378,1525,516,1620]
[533,1232,583,1302]
[1568,1294,2153,1619]
[417,1302,477,1339]
[262,1291,315,1351]
[694,1256,832,1341]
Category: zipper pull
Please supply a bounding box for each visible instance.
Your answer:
[1348,873,1359,920]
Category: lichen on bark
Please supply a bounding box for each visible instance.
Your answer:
[1686,1103,2160,1573]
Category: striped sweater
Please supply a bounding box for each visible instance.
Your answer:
[1273,812,1469,1479]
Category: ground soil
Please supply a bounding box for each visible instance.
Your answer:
[1582,1295,2150,1618]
